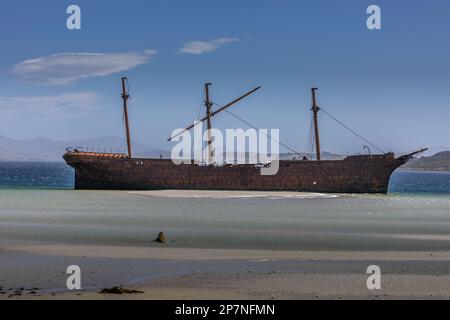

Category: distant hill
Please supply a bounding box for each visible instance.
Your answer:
[419,145,450,157]
[402,151,450,172]
[0,135,169,162]
[0,135,352,163]
[2,134,447,170]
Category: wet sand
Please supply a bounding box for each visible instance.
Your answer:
[5,243,450,261]
[1,244,450,300]
[1,189,449,299]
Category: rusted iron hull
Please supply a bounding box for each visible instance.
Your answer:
[63,152,406,194]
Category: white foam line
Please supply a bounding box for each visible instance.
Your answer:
[126,190,339,200]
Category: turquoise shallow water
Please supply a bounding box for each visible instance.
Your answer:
[0,189,449,251]
[0,163,449,251]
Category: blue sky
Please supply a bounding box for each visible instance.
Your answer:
[0,0,449,154]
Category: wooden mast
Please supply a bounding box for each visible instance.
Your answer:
[121,77,132,158]
[167,86,261,141]
[204,83,213,164]
[311,88,321,161]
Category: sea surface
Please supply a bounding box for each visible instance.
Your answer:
[0,162,449,252]
[0,162,73,189]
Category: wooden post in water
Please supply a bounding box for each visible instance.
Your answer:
[121,77,132,158]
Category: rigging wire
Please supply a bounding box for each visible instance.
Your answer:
[197,89,205,121]
[178,90,386,158]
[304,116,315,158]
[211,101,303,158]
[195,89,207,163]
[309,117,315,156]
[319,107,386,154]
[304,116,310,155]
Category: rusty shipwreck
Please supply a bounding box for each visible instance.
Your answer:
[63,78,426,194]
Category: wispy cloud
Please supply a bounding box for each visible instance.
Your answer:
[0,92,100,123]
[178,38,238,55]
[12,50,157,85]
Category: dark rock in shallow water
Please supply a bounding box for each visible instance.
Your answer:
[155,232,166,243]
[8,292,22,298]
[99,287,144,294]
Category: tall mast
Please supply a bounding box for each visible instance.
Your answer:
[121,77,132,158]
[204,83,213,164]
[311,88,321,161]
[167,86,261,142]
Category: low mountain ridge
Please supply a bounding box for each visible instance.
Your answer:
[0,135,169,162]
[402,151,450,172]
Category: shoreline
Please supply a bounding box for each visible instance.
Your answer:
[1,243,450,300]
[5,273,450,300]
[126,190,340,199]
[5,243,450,261]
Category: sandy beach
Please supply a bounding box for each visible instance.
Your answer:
[1,244,450,300]
[1,189,450,300]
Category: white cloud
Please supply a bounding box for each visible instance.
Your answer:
[178,38,238,55]
[0,92,100,123]
[12,50,157,85]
